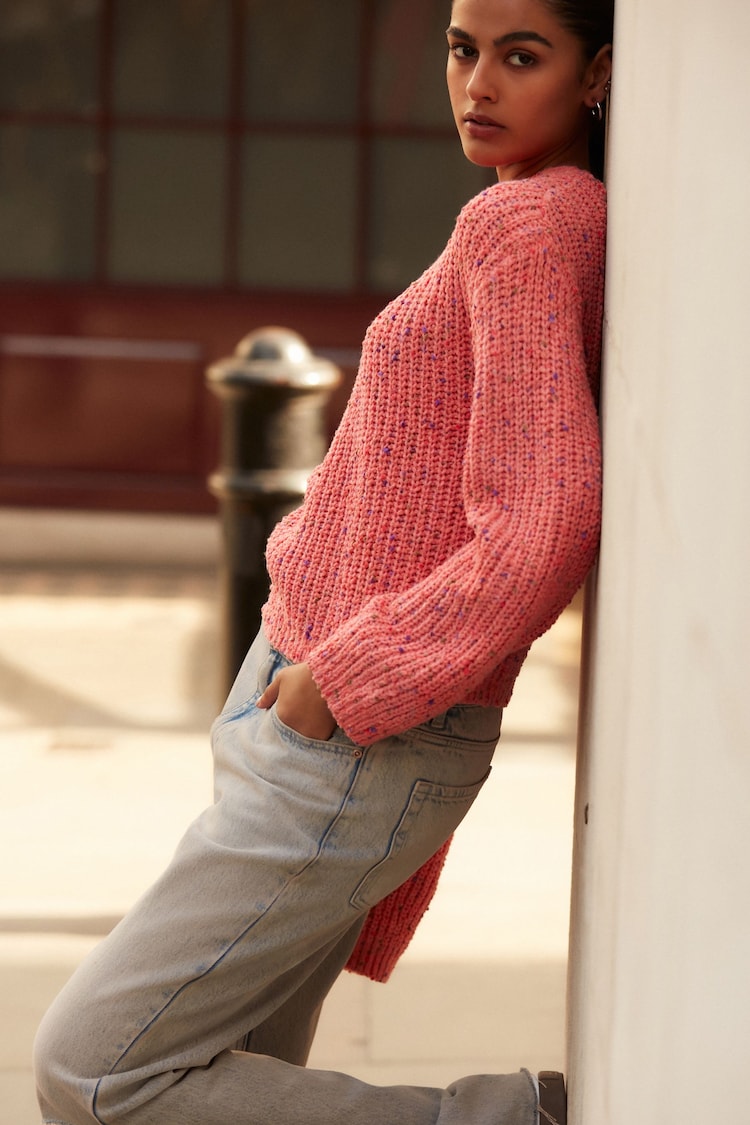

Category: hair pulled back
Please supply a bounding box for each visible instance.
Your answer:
[540,0,614,59]
[542,0,614,178]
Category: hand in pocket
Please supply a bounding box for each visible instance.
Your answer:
[257,662,337,741]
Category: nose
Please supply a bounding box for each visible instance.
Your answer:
[465,57,497,103]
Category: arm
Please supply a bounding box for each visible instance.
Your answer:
[308,234,602,745]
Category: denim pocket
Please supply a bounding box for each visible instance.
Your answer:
[409,705,503,749]
[349,769,490,910]
[270,707,357,756]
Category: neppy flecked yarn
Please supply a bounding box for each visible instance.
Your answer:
[263,165,606,981]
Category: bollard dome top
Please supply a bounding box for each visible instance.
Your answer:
[207,326,341,390]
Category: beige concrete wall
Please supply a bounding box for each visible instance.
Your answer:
[567,1,750,1121]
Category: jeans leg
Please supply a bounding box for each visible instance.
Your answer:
[236,916,367,1065]
[102,1061,539,1125]
[34,632,537,1125]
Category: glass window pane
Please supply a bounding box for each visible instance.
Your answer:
[0,0,101,114]
[370,0,454,128]
[109,130,226,285]
[239,136,356,291]
[243,0,362,124]
[0,125,97,280]
[368,138,492,293]
[113,0,230,119]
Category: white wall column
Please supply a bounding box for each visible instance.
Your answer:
[567,1,750,1121]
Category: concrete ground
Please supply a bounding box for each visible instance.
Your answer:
[0,510,582,1124]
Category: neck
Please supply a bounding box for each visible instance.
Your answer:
[495,133,590,183]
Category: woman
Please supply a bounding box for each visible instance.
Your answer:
[34,2,613,1122]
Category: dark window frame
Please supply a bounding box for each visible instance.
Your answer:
[0,0,477,298]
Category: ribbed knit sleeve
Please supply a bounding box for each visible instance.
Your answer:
[304,183,603,746]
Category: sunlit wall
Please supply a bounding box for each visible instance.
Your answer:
[567,1,750,1122]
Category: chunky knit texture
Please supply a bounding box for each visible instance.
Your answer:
[263,165,606,981]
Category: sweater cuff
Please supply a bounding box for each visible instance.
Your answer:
[307,625,433,746]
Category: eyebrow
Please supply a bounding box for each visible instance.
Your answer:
[446,26,555,50]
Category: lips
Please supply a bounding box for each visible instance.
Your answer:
[464,113,502,127]
[463,113,504,139]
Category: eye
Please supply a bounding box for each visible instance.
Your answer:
[507,50,537,67]
[448,42,477,61]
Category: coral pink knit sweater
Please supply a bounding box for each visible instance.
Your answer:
[263,165,606,981]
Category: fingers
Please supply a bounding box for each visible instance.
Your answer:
[255,664,336,741]
[256,676,280,710]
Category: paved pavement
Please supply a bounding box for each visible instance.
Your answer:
[0,510,581,1124]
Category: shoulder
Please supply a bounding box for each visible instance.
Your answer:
[454,166,606,262]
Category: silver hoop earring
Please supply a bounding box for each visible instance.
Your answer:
[591,101,604,123]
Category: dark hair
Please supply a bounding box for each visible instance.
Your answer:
[541,0,614,59]
[542,0,614,179]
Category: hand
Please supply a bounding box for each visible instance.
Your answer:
[257,662,337,741]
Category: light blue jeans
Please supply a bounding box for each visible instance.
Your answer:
[34,629,539,1125]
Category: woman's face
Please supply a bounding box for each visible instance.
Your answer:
[447,0,610,180]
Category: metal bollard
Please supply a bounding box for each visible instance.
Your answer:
[207,326,341,695]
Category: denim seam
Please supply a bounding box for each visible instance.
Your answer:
[520,1067,540,1123]
[350,769,490,909]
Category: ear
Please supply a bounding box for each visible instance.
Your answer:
[584,44,613,109]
